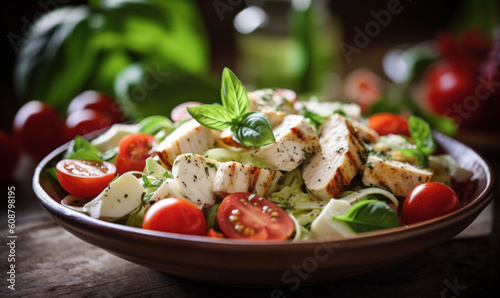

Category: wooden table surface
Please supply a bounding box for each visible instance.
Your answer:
[1,153,499,298]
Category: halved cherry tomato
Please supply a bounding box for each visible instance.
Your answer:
[143,198,207,236]
[367,113,410,137]
[171,101,202,123]
[13,101,66,160]
[402,182,460,225]
[116,133,157,174]
[217,193,294,240]
[65,109,114,140]
[0,131,20,181]
[56,159,117,197]
[274,88,297,105]
[68,91,125,123]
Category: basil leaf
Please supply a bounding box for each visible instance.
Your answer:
[206,204,220,230]
[233,112,275,147]
[332,200,400,233]
[187,104,233,130]
[64,136,103,161]
[399,148,428,168]
[303,109,329,129]
[138,115,173,136]
[408,116,436,155]
[221,67,249,118]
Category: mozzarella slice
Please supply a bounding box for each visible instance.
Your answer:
[83,173,144,219]
[212,161,283,198]
[155,119,219,170]
[91,124,139,152]
[149,178,191,205]
[310,199,355,239]
[172,154,219,208]
[256,115,319,171]
[302,114,367,201]
[362,155,434,197]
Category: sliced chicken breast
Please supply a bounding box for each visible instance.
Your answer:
[302,114,367,201]
[155,119,219,170]
[362,155,434,197]
[256,115,319,171]
[213,161,283,198]
[248,89,297,115]
[172,154,219,208]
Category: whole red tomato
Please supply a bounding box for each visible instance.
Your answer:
[402,182,460,225]
[67,91,125,123]
[143,198,207,236]
[13,101,66,160]
[65,109,114,140]
[0,131,20,181]
[425,61,483,125]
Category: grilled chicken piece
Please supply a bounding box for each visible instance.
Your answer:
[213,161,283,198]
[295,101,362,121]
[172,154,219,208]
[362,155,434,197]
[149,178,190,206]
[155,119,219,170]
[248,89,297,115]
[256,115,319,171]
[302,114,367,201]
[350,121,379,143]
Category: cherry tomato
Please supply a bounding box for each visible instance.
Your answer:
[274,88,297,105]
[56,159,117,197]
[116,133,157,174]
[367,113,410,137]
[344,68,382,113]
[217,193,294,240]
[0,131,20,181]
[13,100,66,160]
[143,198,207,236]
[66,109,114,140]
[402,182,460,225]
[68,91,124,123]
[170,101,202,123]
[425,61,482,124]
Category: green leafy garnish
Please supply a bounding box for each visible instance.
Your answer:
[138,115,173,136]
[187,68,275,147]
[206,204,220,230]
[232,112,276,147]
[400,116,436,167]
[64,136,103,161]
[332,200,400,233]
[303,108,346,129]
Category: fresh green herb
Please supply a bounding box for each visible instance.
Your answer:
[400,116,436,168]
[332,200,400,233]
[233,112,276,147]
[187,68,275,147]
[303,108,346,129]
[206,204,220,230]
[64,136,102,161]
[46,167,58,181]
[138,115,173,136]
[141,175,152,188]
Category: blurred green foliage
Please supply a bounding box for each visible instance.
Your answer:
[14,0,215,117]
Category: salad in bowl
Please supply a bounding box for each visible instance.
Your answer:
[50,68,475,242]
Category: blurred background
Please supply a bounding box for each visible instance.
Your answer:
[1,0,499,181]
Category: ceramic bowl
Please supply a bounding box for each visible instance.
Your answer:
[33,133,495,286]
